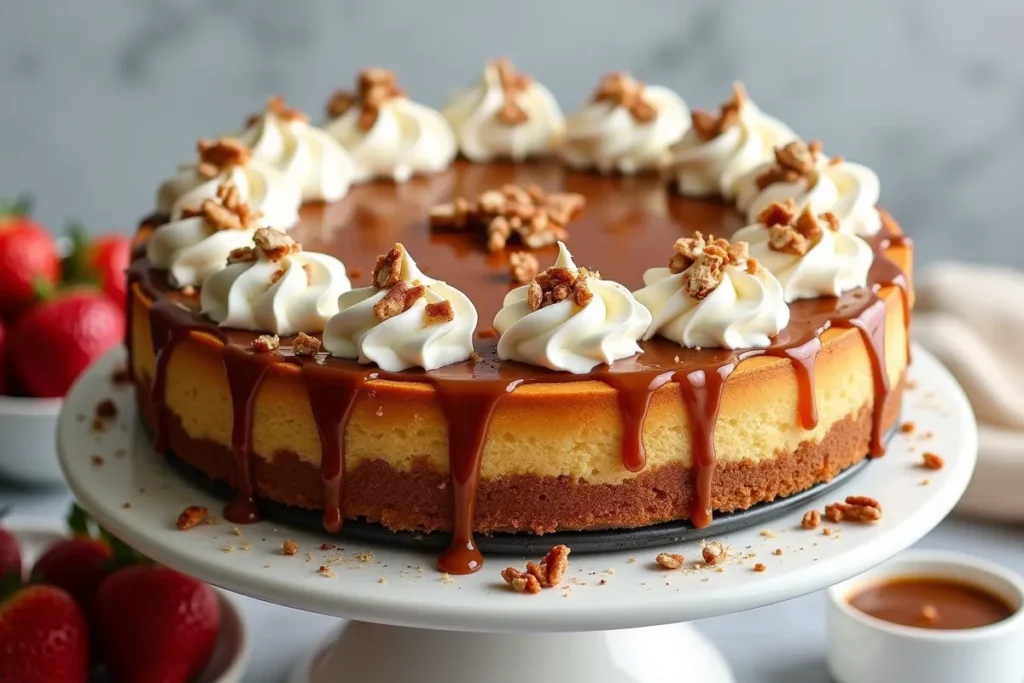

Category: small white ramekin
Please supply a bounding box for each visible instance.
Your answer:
[827,550,1024,683]
[0,394,64,485]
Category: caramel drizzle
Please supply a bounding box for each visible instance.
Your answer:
[134,212,909,576]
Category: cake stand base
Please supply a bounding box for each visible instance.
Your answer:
[289,621,734,683]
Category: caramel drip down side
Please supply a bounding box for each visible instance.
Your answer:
[222,346,274,524]
[301,361,371,533]
[678,364,735,528]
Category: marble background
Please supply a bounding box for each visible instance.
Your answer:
[0,0,1020,267]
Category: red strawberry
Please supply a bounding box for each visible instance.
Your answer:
[7,290,125,398]
[94,565,220,683]
[31,536,112,607]
[0,525,20,582]
[0,584,90,683]
[89,234,131,307]
[0,198,60,321]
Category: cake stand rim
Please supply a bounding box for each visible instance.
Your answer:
[58,345,977,633]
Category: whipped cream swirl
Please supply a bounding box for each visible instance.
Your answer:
[157,139,302,229]
[493,242,652,374]
[238,97,357,203]
[200,228,350,336]
[561,73,689,175]
[325,70,457,183]
[323,244,476,372]
[633,235,789,350]
[732,204,873,302]
[670,84,797,199]
[147,182,263,290]
[736,141,883,236]
[442,59,565,162]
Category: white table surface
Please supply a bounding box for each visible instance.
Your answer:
[3,483,1021,683]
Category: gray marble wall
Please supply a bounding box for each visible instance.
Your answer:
[1,0,1019,265]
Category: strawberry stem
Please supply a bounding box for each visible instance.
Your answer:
[0,194,33,220]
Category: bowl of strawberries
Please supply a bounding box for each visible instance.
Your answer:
[0,505,249,683]
[0,198,130,485]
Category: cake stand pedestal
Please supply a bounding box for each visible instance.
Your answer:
[59,347,976,683]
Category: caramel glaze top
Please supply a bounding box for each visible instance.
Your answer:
[130,161,912,575]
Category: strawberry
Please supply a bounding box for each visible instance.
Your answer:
[0,525,20,582]
[0,197,60,321]
[7,290,125,398]
[31,537,112,608]
[0,584,90,683]
[93,565,221,683]
[89,234,132,307]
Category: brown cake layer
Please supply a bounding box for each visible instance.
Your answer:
[149,373,904,535]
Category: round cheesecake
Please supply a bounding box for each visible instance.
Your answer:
[128,158,913,574]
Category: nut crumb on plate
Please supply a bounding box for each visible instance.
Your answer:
[754,563,767,572]
[701,541,726,566]
[656,552,685,569]
[282,539,299,556]
[922,452,945,470]
[175,505,209,530]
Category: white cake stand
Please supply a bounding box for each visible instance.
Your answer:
[59,347,976,683]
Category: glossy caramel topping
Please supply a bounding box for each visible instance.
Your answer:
[131,159,911,575]
[849,576,1015,630]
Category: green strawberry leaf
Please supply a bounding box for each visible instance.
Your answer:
[60,222,98,288]
[0,194,33,220]
[0,569,23,602]
[66,502,94,537]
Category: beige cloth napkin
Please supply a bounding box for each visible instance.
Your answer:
[913,262,1024,521]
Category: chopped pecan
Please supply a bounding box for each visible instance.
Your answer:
[373,280,426,321]
[254,228,300,262]
[757,199,798,228]
[755,140,823,190]
[508,251,539,284]
[293,332,322,356]
[227,246,256,264]
[539,544,571,586]
[264,95,308,123]
[656,552,685,569]
[922,452,945,470]
[701,541,727,566]
[802,509,821,529]
[592,72,657,123]
[196,138,251,178]
[754,563,767,573]
[768,224,810,256]
[430,185,584,253]
[501,567,542,594]
[372,244,406,289]
[824,496,883,523]
[282,539,299,556]
[326,68,407,131]
[251,334,280,352]
[176,505,208,530]
[199,181,261,231]
[424,300,455,324]
[493,59,532,125]
[690,82,746,141]
[528,262,597,311]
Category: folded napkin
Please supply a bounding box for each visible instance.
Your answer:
[913,262,1024,521]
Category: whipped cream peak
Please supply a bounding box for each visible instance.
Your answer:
[670,83,798,199]
[561,72,689,175]
[633,233,790,350]
[239,96,357,203]
[442,58,565,162]
[323,243,477,372]
[157,137,302,229]
[732,200,873,302]
[493,242,652,374]
[735,139,882,235]
[147,181,264,290]
[200,228,351,336]
[325,69,457,182]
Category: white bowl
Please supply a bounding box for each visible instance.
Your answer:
[0,394,64,485]
[5,517,250,682]
[827,550,1024,683]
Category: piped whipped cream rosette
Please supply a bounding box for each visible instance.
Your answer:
[670,83,797,200]
[633,233,789,350]
[732,201,873,303]
[322,243,477,372]
[325,69,457,183]
[442,58,565,162]
[561,72,689,175]
[200,228,351,336]
[238,96,357,203]
[492,242,652,374]
[735,139,883,236]
[156,138,302,229]
[147,181,265,291]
